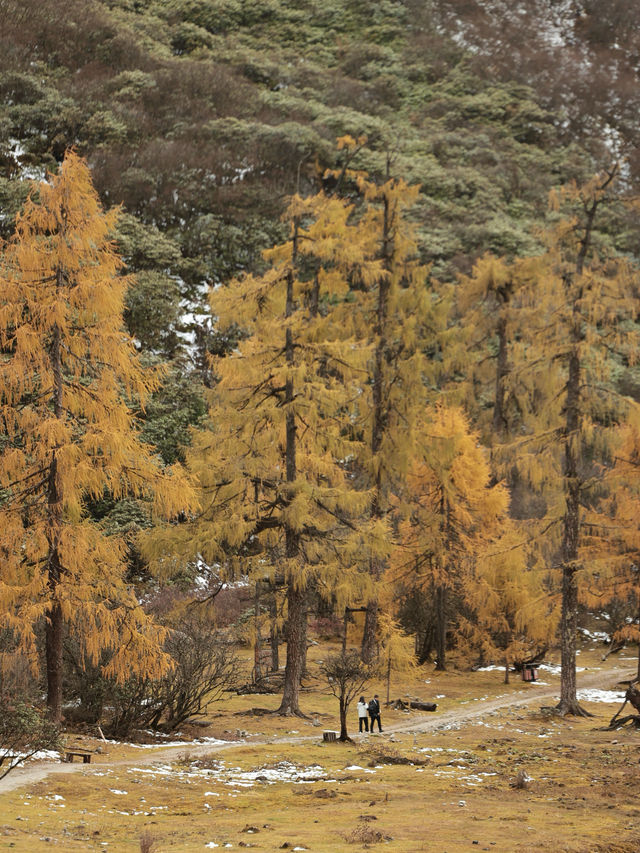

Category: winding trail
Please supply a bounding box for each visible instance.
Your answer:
[0,666,631,796]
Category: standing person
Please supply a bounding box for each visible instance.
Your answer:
[357,696,369,733]
[368,695,382,732]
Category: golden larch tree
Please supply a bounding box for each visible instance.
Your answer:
[581,422,640,680]
[514,167,640,714]
[392,405,510,670]
[458,529,555,684]
[161,189,374,716]
[330,148,441,662]
[0,150,194,721]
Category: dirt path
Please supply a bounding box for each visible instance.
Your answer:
[0,666,631,795]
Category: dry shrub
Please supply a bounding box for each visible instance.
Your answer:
[345,823,387,844]
[139,831,157,853]
[182,753,222,771]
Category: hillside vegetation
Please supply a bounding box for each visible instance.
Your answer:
[2,0,640,759]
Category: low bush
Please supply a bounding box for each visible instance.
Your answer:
[0,699,61,779]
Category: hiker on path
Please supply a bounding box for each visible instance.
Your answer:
[357,696,369,732]
[368,695,382,732]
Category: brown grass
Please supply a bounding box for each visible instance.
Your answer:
[0,643,638,851]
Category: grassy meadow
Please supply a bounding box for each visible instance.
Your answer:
[1,642,639,852]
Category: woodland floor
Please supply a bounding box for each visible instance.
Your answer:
[1,644,640,852]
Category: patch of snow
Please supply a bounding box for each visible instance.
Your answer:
[577,689,625,704]
[28,750,61,762]
[130,759,326,789]
[580,629,610,642]
[537,663,584,675]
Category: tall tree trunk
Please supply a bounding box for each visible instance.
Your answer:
[361,598,379,663]
[278,221,306,715]
[269,584,280,673]
[556,345,590,716]
[45,598,63,721]
[386,652,391,705]
[492,312,509,437]
[278,581,307,715]
[434,496,451,672]
[339,694,349,741]
[434,585,447,671]
[362,185,392,663]
[417,622,434,665]
[253,581,263,683]
[46,321,64,721]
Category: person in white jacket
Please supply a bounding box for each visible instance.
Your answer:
[357,696,369,732]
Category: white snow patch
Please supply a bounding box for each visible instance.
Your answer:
[538,663,585,675]
[580,629,610,642]
[577,689,626,704]
[130,759,326,789]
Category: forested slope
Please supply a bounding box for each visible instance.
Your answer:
[1,0,640,724]
[2,0,619,370]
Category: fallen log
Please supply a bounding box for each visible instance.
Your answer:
[391,698,437,712]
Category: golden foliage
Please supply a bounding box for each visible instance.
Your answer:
[0,150,195,686]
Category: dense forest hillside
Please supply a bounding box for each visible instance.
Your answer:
[0,0,588,457]
[2,0,627,363]
[1,0,640,731]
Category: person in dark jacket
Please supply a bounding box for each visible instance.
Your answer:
[368,695,382,732]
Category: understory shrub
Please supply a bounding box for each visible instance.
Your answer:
[0,699,61,779]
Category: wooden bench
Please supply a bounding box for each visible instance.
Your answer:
[65,749,93,764]
[322,730,338,742]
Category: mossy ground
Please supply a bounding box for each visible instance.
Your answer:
[1,645,639,852]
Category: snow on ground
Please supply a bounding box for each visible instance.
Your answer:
[103,735,231,749]
[577,689,626,704]
[26,750,61,761]
[1,749,61,768]
[127,759,329,789]
[538,663,585,675]
[580,629,610,642]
